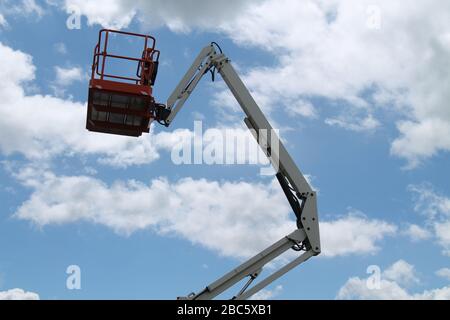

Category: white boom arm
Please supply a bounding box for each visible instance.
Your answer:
[158,43,321,300]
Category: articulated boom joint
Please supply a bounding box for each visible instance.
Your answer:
[159,42,321,299]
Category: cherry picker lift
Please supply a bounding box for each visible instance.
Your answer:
[86,29,321,300]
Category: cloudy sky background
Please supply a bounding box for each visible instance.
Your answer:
[0,0,450,299]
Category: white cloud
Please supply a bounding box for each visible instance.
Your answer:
[0,41,274,168]
[52,66,86,96]
[51,66,86,97]
[57,1,450,167]
[0,13,7,27]
[0,288,39,300]
[402,224,432,242]
[0,0,45,19]
[13,171,293,258]
[320,212,396,257]
[54,66,84,86]
[217,0,450,167]
[325,114,380,132]
[337,260,450,300]
[436,268,450,281]
[63,0,262,31]
[391,119,450,169]
[64,0,136,29]
[337,277,411,300]
[409,184,450,219]
[417,286,450,300]
[12,168,396,259]
[286,100,318,119]
[409,184,450,256]
[54,42,67,55]
[20,0,44,17]
[0,41,188,167]
[0,41,35,99]
[250,285,283,300]
[49,1,450,166]
[435,222,450,256]
[383,260,419,286]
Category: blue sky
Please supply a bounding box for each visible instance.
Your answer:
[0,0,450,300]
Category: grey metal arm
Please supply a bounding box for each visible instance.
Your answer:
[162,43,321,300]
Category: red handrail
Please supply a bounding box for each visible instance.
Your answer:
[91,29,159,85]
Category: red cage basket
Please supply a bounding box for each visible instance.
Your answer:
[86,29,160,137]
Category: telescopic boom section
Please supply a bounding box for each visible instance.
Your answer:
[158,44,321,300]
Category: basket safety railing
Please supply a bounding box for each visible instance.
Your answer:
[91,29,159,85]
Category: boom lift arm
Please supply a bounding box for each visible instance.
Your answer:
[155,43,321,300]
